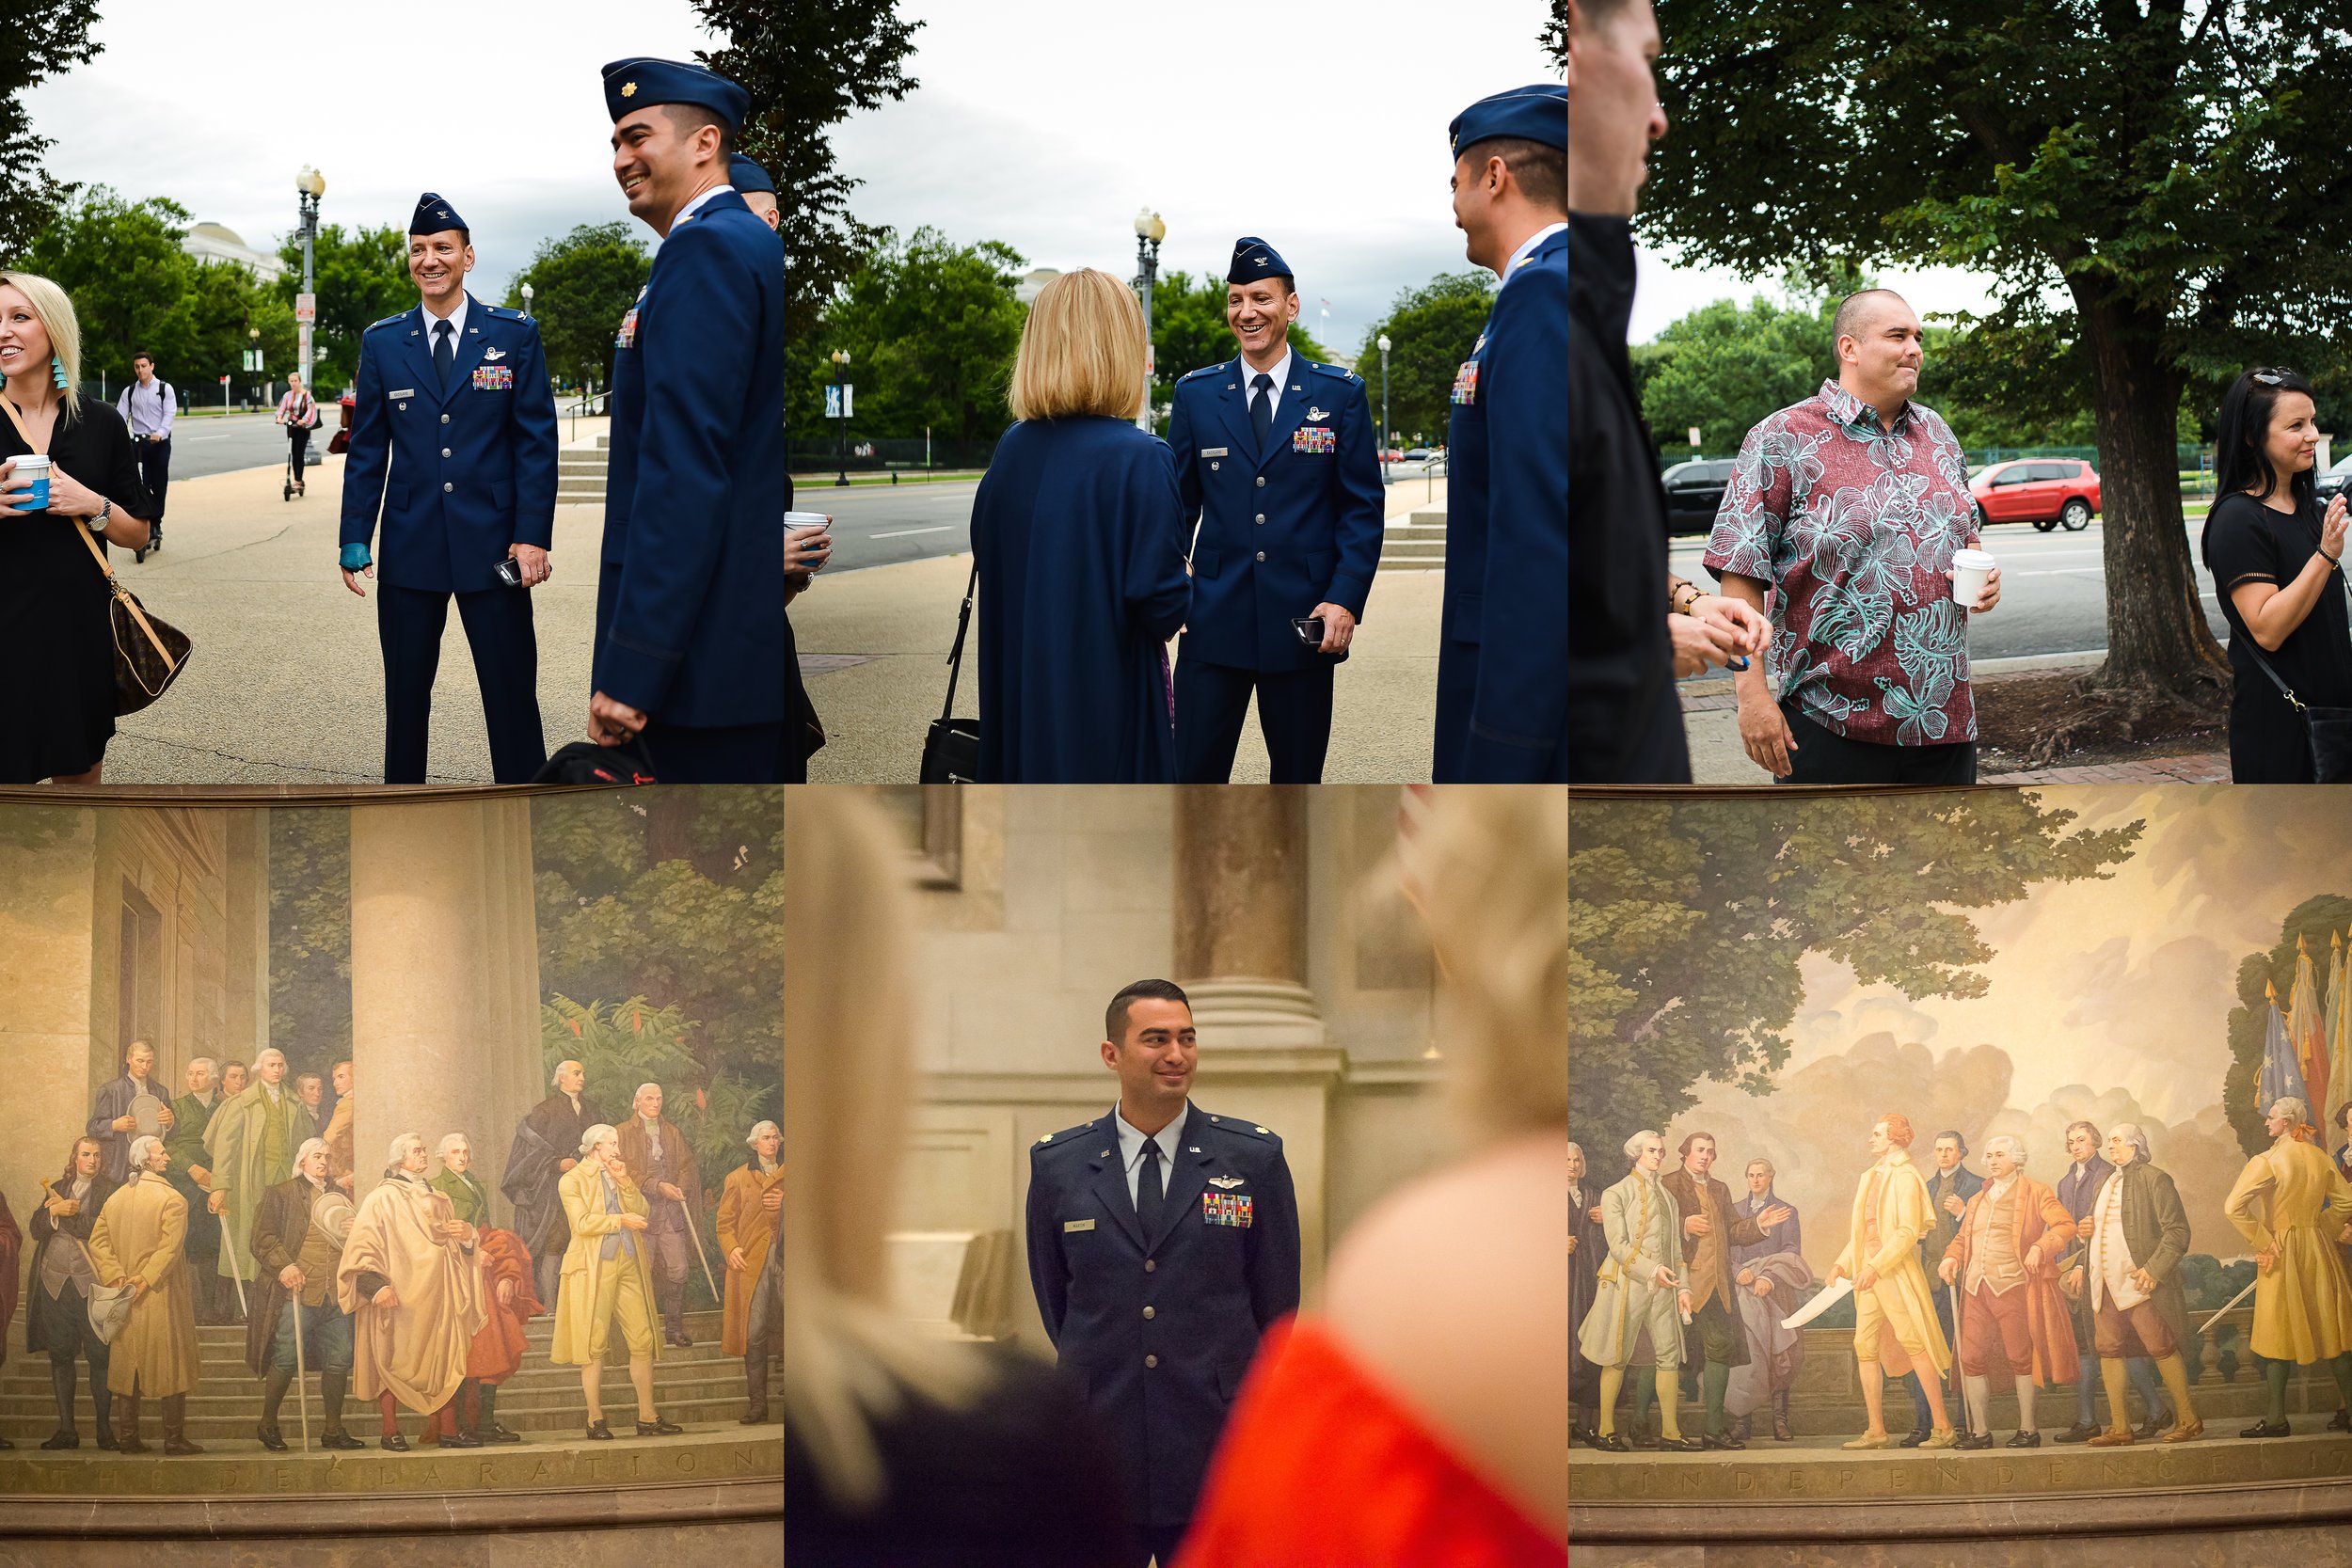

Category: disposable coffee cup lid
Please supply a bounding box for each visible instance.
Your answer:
[14,454,51,467]
[784,512,831,527]
[1952,546,1995,566]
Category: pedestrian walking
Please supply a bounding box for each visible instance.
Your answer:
[116,351,175,556]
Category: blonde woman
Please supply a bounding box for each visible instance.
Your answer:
[0,271,156,784]
[787,790,1127,1564]
[1177,786,1569,1565]
[967,267,1191,782]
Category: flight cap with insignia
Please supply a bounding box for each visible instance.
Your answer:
[1449,83,1567,158]
[602,56,751,132]
[1227,236,1293,287]
[409,192,468,237]
[727,153,776,197]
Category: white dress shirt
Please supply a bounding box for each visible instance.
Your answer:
[1505,220,1568,277]
[1114,1102,1190,1209]
[673,182,734,228]
[421,291,470,364]
[1238,345,1293,422]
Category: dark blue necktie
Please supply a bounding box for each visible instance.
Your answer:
[1136,1139,1164,1234]
[434,320,455,388]
[1250,372,1275,455]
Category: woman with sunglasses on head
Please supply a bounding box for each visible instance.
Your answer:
[2201,367,2352,782]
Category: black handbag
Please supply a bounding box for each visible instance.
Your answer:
[919,560,981,784]
[533,736,659,785]
[2240,613,2352,783]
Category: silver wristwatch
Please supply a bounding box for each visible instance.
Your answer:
[87,499,110,533]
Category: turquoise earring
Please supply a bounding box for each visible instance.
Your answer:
[51,356,67,390]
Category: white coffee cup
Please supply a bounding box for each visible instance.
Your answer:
[9,453,52,512]
[785,511,833,574]
[1950,547,1996,608]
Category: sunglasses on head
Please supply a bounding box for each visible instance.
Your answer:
[2252,369,2296,386]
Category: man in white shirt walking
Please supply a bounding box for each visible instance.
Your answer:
[116,352,174,556]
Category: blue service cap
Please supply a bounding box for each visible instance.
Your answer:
[727,153,775,197]
[1449,84,1568,158]
[1227,236,1292,285]
[602,56,750,133]
[409,192,467,236]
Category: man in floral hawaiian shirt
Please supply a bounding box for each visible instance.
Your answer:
[1703,290,2002,783]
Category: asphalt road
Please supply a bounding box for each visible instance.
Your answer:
[1668,515,2233,689]
[153,412,326,482]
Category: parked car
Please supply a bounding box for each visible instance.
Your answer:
[1402,447,1436,464]
[1970,457,2101,532]
[1659,458,1735,535]
[2316,453,2352,507]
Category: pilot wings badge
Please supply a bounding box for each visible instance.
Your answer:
[485,347,506,362]
[1208,1176,1246,1190]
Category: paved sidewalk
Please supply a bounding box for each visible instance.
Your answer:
[91,456,604,783]
[792,551,1444,784]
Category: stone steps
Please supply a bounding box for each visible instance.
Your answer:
[1377,507,1446,572]
[557,444,610,502]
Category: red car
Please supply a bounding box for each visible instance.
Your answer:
[1970,457,2100,532]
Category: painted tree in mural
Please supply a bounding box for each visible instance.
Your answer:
[267,808,353,1064]
[2222,894,2352,1156]
[1571,793,2142,1137]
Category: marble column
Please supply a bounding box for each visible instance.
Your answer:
[1170,786,1337,1295]
[348,800,544,1216]
[0,809,102,1234]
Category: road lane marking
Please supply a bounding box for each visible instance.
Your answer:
[870,526,956,540]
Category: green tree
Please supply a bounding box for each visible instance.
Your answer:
[704,0,922,346]
[268,809,354,1062]
[503,222,651,391]
[1633,290,1835,455]
[1569,793,2142,1139]
[1352,272,1494,447]
[802,227,1029,444]
[2221,896,2352,1158]
[0,4,101,258]
[277,223,413,393]
[1640,1,2352,719]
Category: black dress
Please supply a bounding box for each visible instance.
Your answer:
[0,398,150,782]
[786,1346,1129,1567]
[2204,490,2352,783]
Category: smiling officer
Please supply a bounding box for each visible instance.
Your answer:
[1026,979,1301,1568]
[1167,238,1384,784]
[340,192,557,784]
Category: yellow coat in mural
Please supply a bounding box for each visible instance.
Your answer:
[1836,1149,1951,1376]
[87,1174,202,1398]
[2224,1135,2352,1364]
[550,1158,662,1367]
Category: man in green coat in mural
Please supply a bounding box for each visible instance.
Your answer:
[202,1048,306,1291]
[161,1057,233,1323]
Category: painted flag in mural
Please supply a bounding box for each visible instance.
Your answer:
[2328,928,2352,1153]
[2290,934,2329,1122]
[2259,979,2312,1117]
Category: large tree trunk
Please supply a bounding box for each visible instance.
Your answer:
[2077,292,2229,704]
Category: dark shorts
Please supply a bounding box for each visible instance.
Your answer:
[1780,702,1977,785]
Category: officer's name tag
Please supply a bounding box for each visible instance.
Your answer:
[1291,427,1335,455]
[1200,448,1228,458]
[1063,1218,1095,1233]
[1202,1192,1253,1228]
[389,388,416,400]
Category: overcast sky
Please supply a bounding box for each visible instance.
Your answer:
[827,0,1561,358]
[24,0,717,293]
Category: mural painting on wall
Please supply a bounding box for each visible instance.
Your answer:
[1570,789,2352,1509]
[0,790,781,1493]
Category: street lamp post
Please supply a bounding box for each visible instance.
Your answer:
[520,282,534,319]
[294,165,326,395]
[831,349,851,486]
[1133,207,1165,432]
[248,326,261,411]
[1376,332,1391,486]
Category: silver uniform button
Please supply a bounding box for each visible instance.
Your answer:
[1255,514,1265,525]
[440,413,450,425]
[1145,1354,1158,1369]
[1144,1259,1155,1273]
[1255,550,1266,562]
[1143,1306,1155,1319]
[441,448,452,458]
[1256,476,1265,488]
[443,482,453,493]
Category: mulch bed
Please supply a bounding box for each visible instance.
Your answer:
[1972,668,2226,772]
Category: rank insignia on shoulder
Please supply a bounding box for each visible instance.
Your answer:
[1063,1218,1095,1232]
[1208,1176,1245,1190]
[1202,1192,1254,1227]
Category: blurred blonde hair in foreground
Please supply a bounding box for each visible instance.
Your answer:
[1006,267,1150,424]
[783,790,992,1513]
[1372,784,1567,1136]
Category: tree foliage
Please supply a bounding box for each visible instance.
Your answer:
[707,0,922,347]
[18,188,265,392]
[502,221,651,391]
[2221,894,2352,1157]
[795,227,1029,444]
[1639,0,2352,705]
[0,3,102,259]
[1569,793,2142,1139]
[1351,271,1494,446]
[275,223,413,393]
[267,809,354,1065]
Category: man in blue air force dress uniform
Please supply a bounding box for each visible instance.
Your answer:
[340,193,558,784]
[1026,981,1302,1568]
[1167,237,1383,784]
[1434,85,1569,784]
[590,57,788,783]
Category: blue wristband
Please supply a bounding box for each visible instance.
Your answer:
[340,543,372,570]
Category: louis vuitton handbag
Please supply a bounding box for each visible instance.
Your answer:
[1,394,193,716]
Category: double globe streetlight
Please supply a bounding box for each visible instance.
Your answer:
[1133,208,1165,432]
